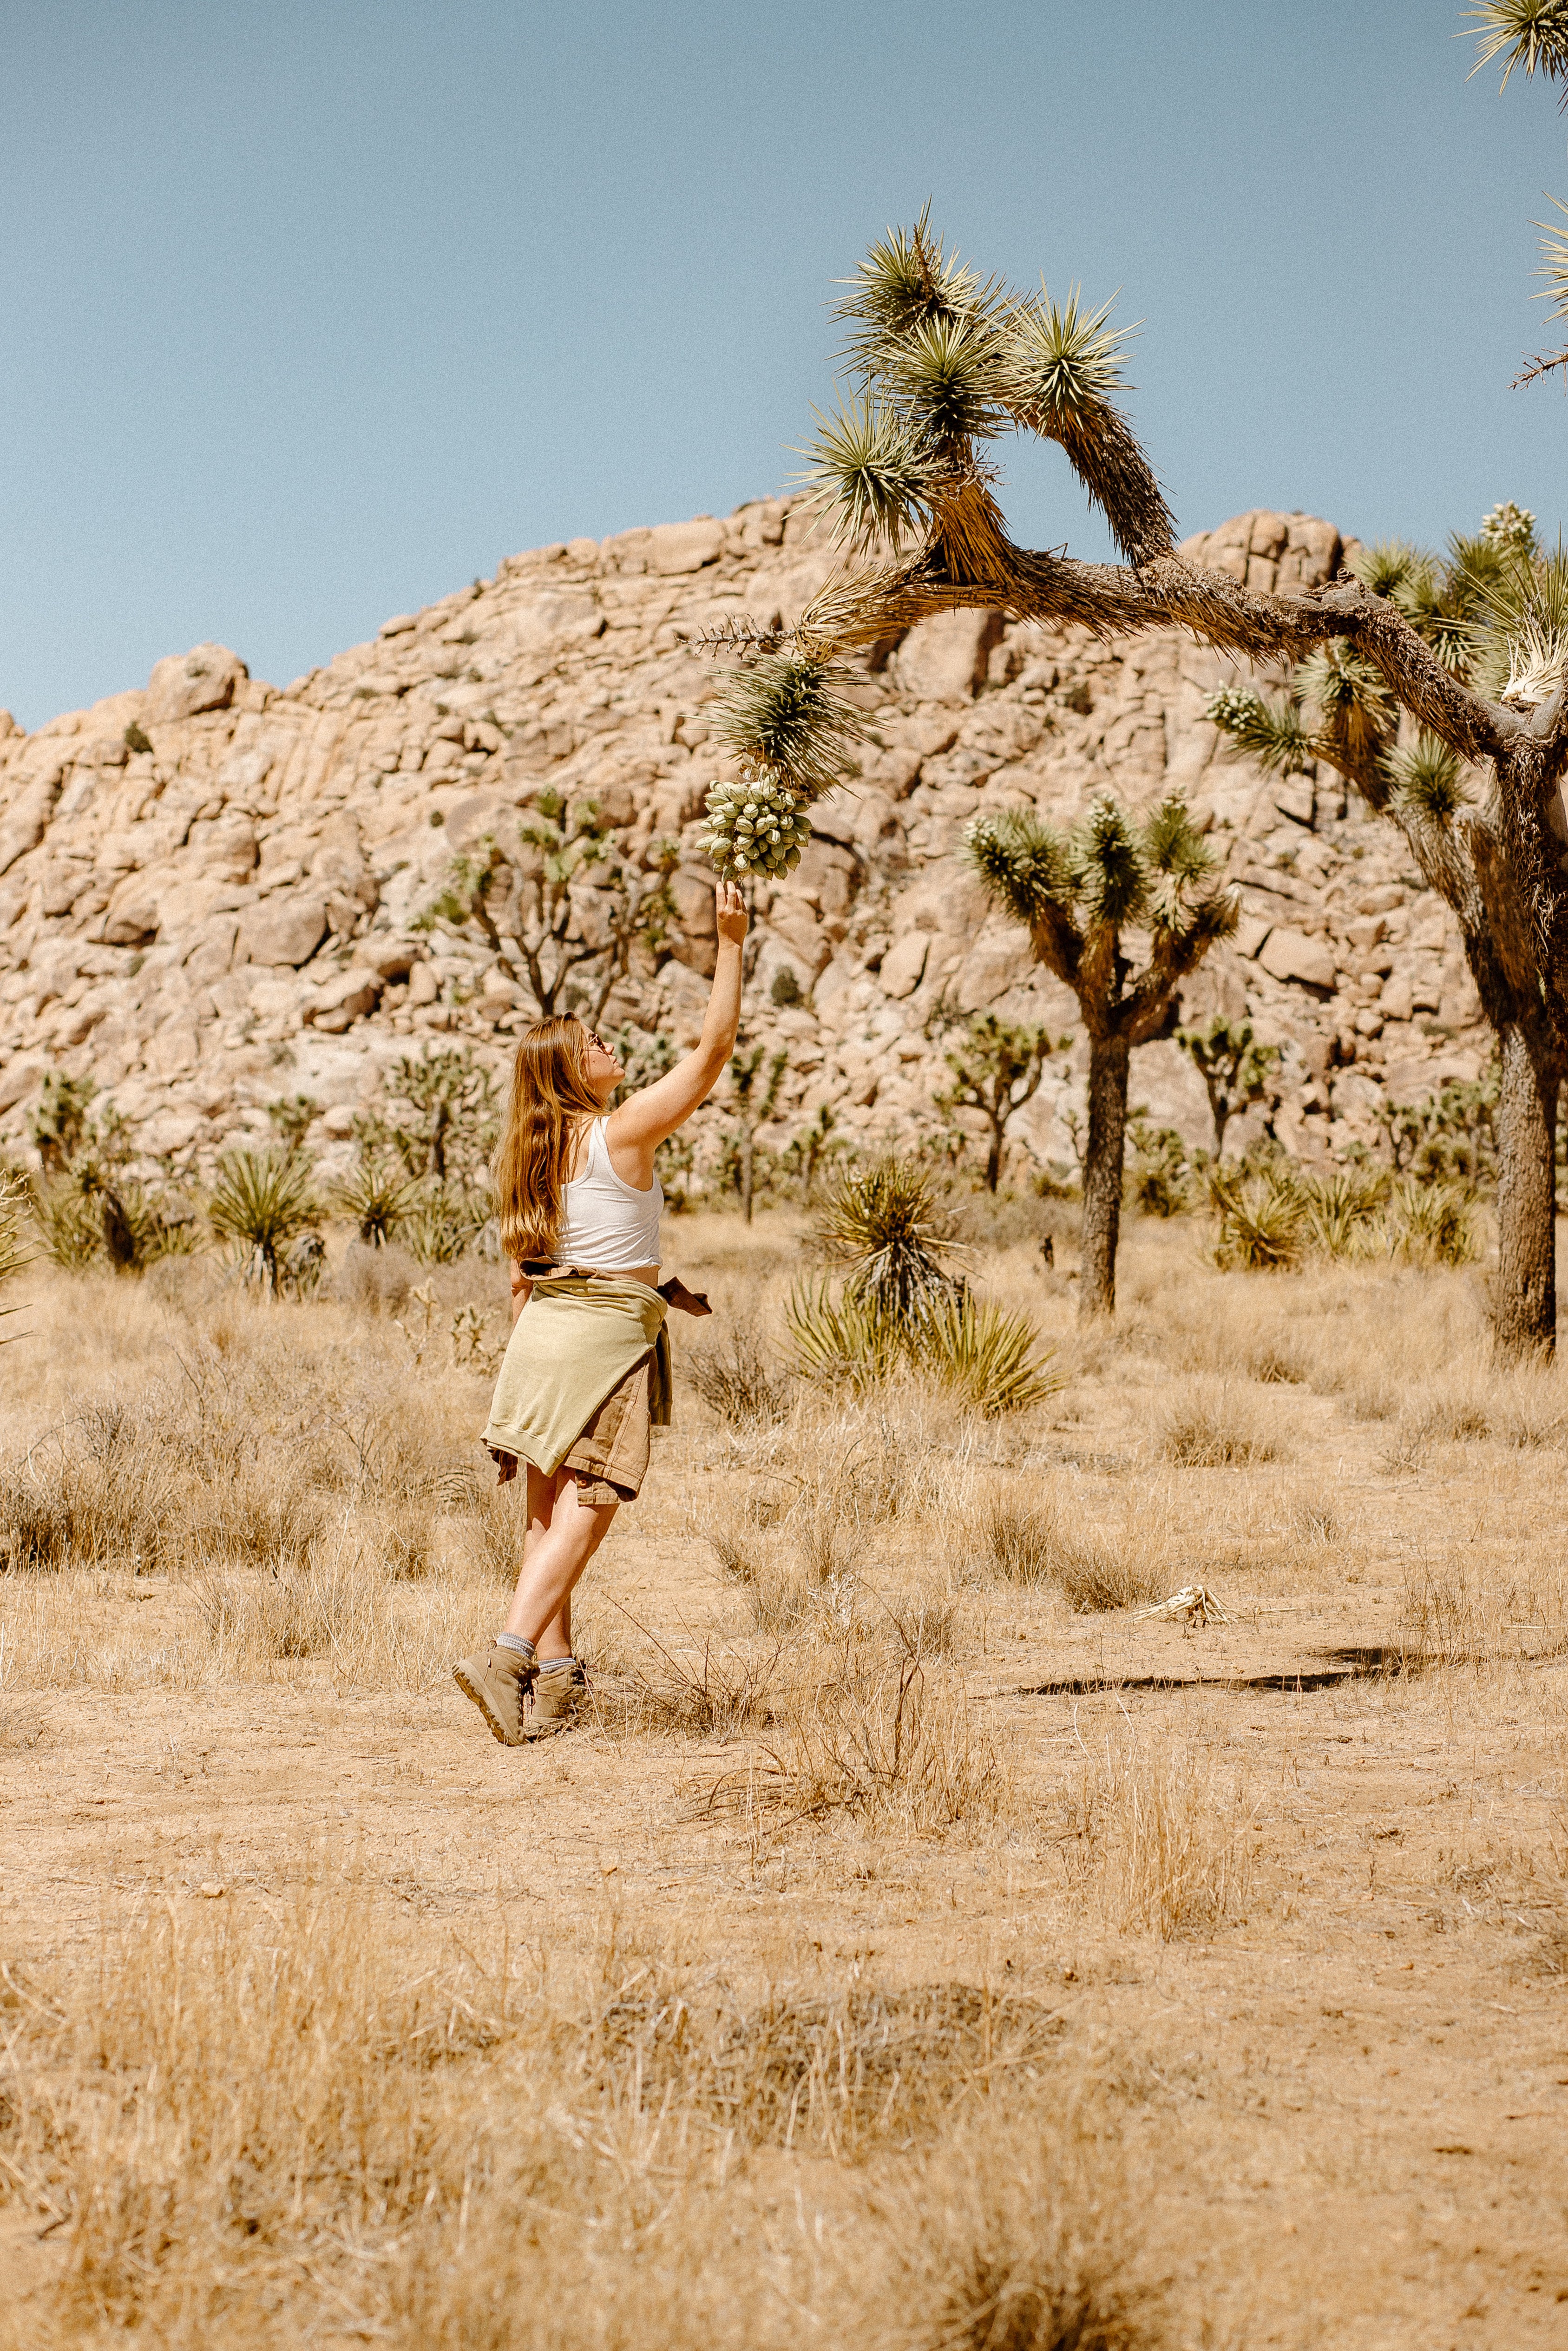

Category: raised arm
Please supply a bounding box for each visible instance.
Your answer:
[608,883,747,1156]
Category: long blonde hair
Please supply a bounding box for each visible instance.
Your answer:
[492,1016,603,1262]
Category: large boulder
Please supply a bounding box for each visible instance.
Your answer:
[144,643,247,726]
[1259,928,1336,992]
[237,895,330,968]
[895,609,1004,703]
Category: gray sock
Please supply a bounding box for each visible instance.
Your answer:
[495,1632,536,1661]
[536,1655,577,1675]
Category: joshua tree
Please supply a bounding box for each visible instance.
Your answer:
[722,1041,788,1223]
[931,1011,1065,1191]
[1206,508,1564,1353]
[695,210,1568,1353]
[784,1101,845,1202]
[1469,5,1568,385]
[356,1047,498,1186]
[1176,1016,1281,1158]
[419,793,677,1022]
[966,794,1234,1316]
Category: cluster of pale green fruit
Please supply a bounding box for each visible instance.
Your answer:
[697,771,814,879]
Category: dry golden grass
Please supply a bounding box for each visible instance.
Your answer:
[3,1214,1568,2347]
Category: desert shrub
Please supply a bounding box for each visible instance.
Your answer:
[593,1607,782,1738]
[787,1284,1056,1416]
[1378,1066,1498,1188]
[1156,1383,1280,1466]
[686,1323,792,1426]
[1385,1178,1476,1266]
[1127,1119,1193,1217]
[978,1493,1156,1612]
[1243,1332,1314,1384]
[331,1239,418,1315]
[705,1654,1009,1837]
[27,1070,97,1172]
[592,1973,1062,2155]
[889,2119,1159,2351]
[1207,1162,1303,1270]
[400,1178,492,1264]
[1078,1739,1254,1940]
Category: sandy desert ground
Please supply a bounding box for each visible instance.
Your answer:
[0,1209,1565,2350]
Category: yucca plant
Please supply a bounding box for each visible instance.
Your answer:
[914,1293,1060,1416]
[1207,1165,1305,1274]
[208,1149,321,1294]
[1296,1169,1390,1261]
[1385,1180,1478,1268]
[334,1157,417,1248]
[786,1278,1055,1416]
[785,1280,908,1392]
[813,1156,963,1317]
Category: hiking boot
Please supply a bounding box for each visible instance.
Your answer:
[453,1642,535,1746]
[525,1659,589,1740]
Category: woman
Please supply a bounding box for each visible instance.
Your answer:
[453,879,748,1746]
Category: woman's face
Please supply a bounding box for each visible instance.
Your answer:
[579,1024,623,1098]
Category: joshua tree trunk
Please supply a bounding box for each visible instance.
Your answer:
[1080,1031,1130,1320]
[740,1125,755,1224]
[1494,1020,1560,1360]
[984,1117,1004,1193]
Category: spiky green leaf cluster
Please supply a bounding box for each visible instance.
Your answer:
[698,773,813,880]
[963,808,1074,931]
[796,396,936,550]
[881,312,1009,444]
[1204,684,1314,773]
[1071,795,1147,928]
[1350,539,1426,602]
[1463,540,1568,703]
[965,789,1224,943]
[1002,284,1135,427]
[1298,644,1395,768]
[709,652,864,802]
[832,207,991,373]
[1387,736,1469,824]
[1467,0,1568,89]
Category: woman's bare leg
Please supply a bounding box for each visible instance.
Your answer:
[521,1466,574,1660]
[505,1467,616,1648]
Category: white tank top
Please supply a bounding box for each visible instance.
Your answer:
[556,1118,663,1270]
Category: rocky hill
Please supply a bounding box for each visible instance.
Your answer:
[0,500,1490,1189]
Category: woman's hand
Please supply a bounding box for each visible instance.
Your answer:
[714,880,748,946]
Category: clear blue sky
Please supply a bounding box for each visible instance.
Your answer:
[3,1,1565,729]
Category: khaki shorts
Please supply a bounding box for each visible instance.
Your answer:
[558,1353,654,1506]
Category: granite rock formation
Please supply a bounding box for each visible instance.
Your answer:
[0,502,1490,1187]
